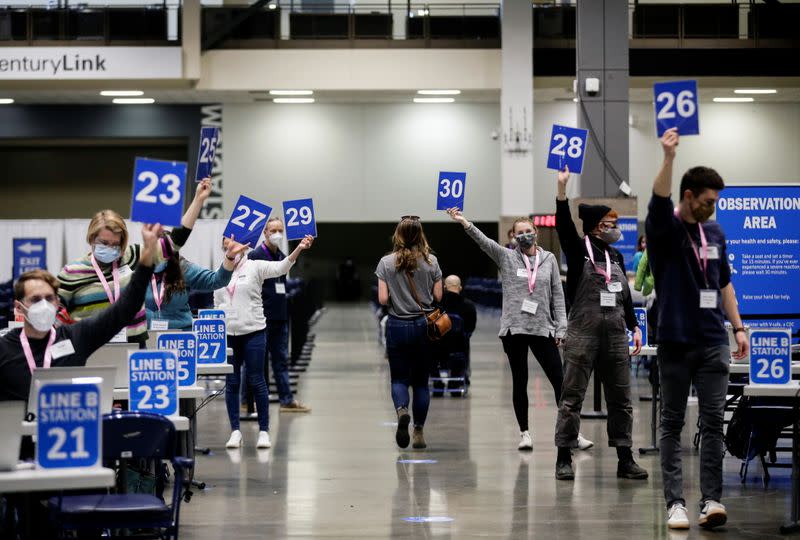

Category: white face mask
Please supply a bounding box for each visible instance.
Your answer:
[268,232,284,247]
[23,299,57,332]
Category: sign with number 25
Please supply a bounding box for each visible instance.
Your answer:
[130,157,187,227]
[283,198,317,240]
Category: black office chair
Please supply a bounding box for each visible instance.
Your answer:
[48,411,193,540]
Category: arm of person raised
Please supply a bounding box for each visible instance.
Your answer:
[71,224,162,357]
[165,178,213,250]
[555,167,582,256]
[646,129,680,243]
[256,235,313,282]
[448,207,505,265]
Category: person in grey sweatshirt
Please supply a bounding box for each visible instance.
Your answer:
[447,208,593,452]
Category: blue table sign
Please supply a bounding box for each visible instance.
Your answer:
[198,309,226,319]
[749,329,791,385]
[222,195,272,249]
[13,238,47,280]
[195,127,219,182]
[157,333,197,387]
[130,158,187,227]
[282,198,317,240]
[37,382,101,469]
[546,125,589,174]
[192,319,227,364]
[627,307,648,348]
[436,172,467,211]
[129,350,179,416]
[654,80,699,137]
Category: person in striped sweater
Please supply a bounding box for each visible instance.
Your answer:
[56,179,212,344]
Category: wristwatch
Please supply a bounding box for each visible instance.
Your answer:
[733,327,746,334]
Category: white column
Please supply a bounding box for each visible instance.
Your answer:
[182,0,201,81]
[500,0,534,219]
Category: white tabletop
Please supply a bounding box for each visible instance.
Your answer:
[227,347,233,356]
[0,466,115,493]
[197,364,233,376]
[730,362,800,375]
[22,415,189,436]
[630,346,658,357]
[113,385,206,401]
[744,381,800,397]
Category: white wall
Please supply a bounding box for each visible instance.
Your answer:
[221,100,800,222]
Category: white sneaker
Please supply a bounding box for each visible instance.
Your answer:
[667,503,690,530]
[518,431,533,451]
[577,433,594,450]
[256,431,272,449]
[225,430,243,449]
[699,500,727,529]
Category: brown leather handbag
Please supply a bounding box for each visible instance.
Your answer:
[406,272,452,341]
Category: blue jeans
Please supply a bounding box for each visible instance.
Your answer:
[385,316,431,427]
[266,320,293,405]
[226,330,269,431]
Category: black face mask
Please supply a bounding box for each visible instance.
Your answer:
[515,232,536,250]
[690,201,715,223]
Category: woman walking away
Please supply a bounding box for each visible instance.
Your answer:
[376,216,443,450]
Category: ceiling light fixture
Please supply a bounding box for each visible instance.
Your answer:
[413,98,455,104]
[269,90,313,96]
[112,98,155,104]
[100,90,144,97]
[417,90,461,96]
[713,97,754,103]
[0,98,14,105]
[272,98,315,104]
[734,89,777,95]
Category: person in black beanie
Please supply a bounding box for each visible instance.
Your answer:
[553,165,646,482]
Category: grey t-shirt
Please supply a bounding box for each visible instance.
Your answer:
[375,253,443,319]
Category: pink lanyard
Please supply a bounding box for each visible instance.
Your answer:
[20,328,56,375]
[90,254,120,304]
[150,275,166,312]
[521,250,540,294]
[585,236,612,284]
[225,259,244,303]
[675,209,709,286]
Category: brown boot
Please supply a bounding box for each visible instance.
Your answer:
[412,427,427,449]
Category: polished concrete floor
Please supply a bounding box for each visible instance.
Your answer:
[180,304,794,539]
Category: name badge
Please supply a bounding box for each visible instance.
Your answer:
[516,268,528,278]
[706,245,720,260]
[521,299,539,315]
[600,292,617,307]
[700,289,717,309]
[150,319,169,331]
[607,282,623,293]
[118,265,132,279]
[223,308,239,320]
[275,283,286,295]
[50,339,75,360]
[109,328,127,343]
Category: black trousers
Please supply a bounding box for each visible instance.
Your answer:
[500,333,564,432]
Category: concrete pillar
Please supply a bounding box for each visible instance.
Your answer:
[182,0,201,81]
[499,0,534,222]
[575,0,629,198]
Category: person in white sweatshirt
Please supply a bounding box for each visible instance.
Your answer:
[215,234,314,449]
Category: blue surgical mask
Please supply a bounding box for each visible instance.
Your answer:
[154,261,167,273]
[94,244,121,264]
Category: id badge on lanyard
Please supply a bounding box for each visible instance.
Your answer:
[520,251,540,315]
[585,237,616,307]
[150,275,169,330]
[679,213,716,310]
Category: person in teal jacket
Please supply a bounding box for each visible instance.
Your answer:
[145,237,248,331]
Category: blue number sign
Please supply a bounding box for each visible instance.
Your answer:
[222,195,272,249]
[546,125,588,174]
[627,308,648,348]
[129,350,178,416]
[192,319,227,364]
[198,309,226,319]
[283,198,317,240]
[616,217,639,271]
[13,238,47,280]
[195,127,219,182]
[749,329,791,385]
[716,185,800,335]
[130,158,187,227]
[37,382,101,469]
[654,80,699,137]
[436,172,467,211]
[157,333,197,387]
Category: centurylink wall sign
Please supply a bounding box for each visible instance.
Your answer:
[0,47,182,80]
